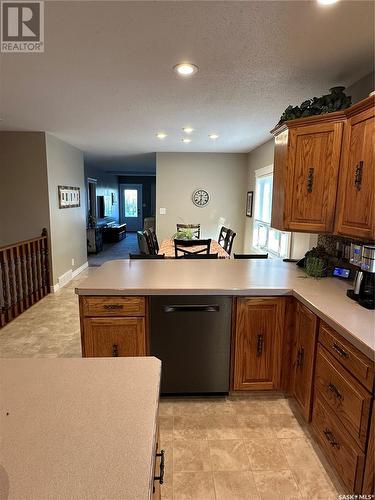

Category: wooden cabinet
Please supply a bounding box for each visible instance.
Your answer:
[271,117,344,233]
[79,296,147,357]
[362,401,375,495]
[291,302,318,421]
[233,297,285,390]
[335,98,375,240]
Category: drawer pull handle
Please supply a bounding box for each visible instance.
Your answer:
[327,382,343,401]
[354,161,364,190]
[332,343,348,358]
[296,346,305,368]
[154,449,165,485]
[307,167,314,193]
[323,428,340,449]
[103,304,124,310]
[256,334,264,357]
[112,344,119,357]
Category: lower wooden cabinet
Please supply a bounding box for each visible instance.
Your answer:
[291,302,318,421]
[82,317,146,357]
[233,297,285,390]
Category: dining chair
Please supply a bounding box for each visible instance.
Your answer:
[149,228,159,253]
[234,253,268,259]
[218,227,236,256]
[137,231,150,255]
[176,223,201,238]
[183,253,218,259]
[143,229,156,255]
[129,254,165,259]
[174,238,211,258]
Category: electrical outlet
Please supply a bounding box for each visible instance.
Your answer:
[71,258,75,267]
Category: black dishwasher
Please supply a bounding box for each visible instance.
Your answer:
[150,296,232,395]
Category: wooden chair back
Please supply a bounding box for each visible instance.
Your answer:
[183,253,218,259]
[137,231,150,255]
[218,226,236,256]
[176,223,201,238]
[129,254,165,259]
[174,238,211,258]
[234,253,268,259]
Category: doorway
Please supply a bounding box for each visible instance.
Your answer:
[120,184,143,231]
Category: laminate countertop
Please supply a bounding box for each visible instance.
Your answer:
[0,357,161,500]
[75,259,375,358]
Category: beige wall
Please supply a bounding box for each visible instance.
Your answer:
[244,140,317,257]
[0,132,50,246]
[156,153,248,253]
[46,134,87,285]
[347,71,374,103]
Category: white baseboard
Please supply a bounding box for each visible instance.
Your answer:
[51,261,88,293]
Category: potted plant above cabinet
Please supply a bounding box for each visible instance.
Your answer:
[270,95,374,240]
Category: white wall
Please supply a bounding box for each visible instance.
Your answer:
[46,134,87,285]
[156,153,248,253]
[244,140,317,258]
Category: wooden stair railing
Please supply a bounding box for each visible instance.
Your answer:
[0,228,51,328]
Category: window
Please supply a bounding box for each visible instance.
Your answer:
[252,166,290,258]
[124,189,138,217]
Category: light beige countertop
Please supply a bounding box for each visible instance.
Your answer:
[0,357,161,500]
[75,259,375,358]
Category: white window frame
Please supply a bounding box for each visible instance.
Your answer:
[252,165,291,259]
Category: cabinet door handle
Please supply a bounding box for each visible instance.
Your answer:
[323,428,340,448]
[307,167,314,193]
[112,344,119,357]
[354,161,364,190]
[332,343,348,359]
[296,347,301,367]
[256,334,264,357]
[327,382,343,401]
[103,304,124,310]
[154,449,165,485]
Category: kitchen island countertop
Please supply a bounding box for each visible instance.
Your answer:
[0,357,161,500]
[75,259,375,358]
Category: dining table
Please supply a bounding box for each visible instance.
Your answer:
[158,238,230,258]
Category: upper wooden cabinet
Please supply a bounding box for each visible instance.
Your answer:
[271,95,375,239]
[233,297,285,391]
[334,99,375,240]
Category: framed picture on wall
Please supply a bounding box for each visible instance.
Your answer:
[246,191,253,217]
[58,186,80,208]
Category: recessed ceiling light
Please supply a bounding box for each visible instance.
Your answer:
[181,137,191,143]
[173,63,199,76]
[209,134,219,140]
[156,132,167,139]
[317,0,340,5]
[183,127,194,134]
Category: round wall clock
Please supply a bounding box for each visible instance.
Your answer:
[192,189,209,207]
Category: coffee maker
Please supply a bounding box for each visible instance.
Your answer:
[347,243,363,301]
[358,245,375,310]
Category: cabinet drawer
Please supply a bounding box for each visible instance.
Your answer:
[315,344,371,449]
[81,296,145,317]
[312,396,365,493]
[319,322,374,392]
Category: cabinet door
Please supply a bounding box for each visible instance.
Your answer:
[292,302,318,421]
[335,108,375,240]
[233,298,285,390]
[83,317,146,357]
[285,122,343,232]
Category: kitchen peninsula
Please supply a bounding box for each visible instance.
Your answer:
[76,259,375,495]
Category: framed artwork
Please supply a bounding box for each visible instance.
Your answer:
[58,186,80,209]
[246,191,253,217]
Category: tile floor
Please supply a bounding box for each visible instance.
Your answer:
[0,268,344,499]
[158,396,343,500]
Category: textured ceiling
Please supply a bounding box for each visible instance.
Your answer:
[0,0,374,161]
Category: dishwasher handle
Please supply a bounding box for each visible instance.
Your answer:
[163,304,220,313]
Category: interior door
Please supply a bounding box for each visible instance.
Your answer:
[120,184,143,231]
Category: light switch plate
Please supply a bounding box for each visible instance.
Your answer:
[159,208,166,215]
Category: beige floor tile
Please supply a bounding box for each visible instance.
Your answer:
[159,416,174,442]
[236,414,275,439]
[213,471,260,500]
[173,416,208,440]
[262,397,294,415]
[173,399,235,417]
[291,465,339,499]
[229,398,268,415]
[268,413,307,439]
[244,438,289,471]
[159,400,175,417]
[253,470,302,500]
[173,439,211,472]
[205,414,243,440]
[173,471,215,500]
[280,438,321,468]
[209,439,250,472]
